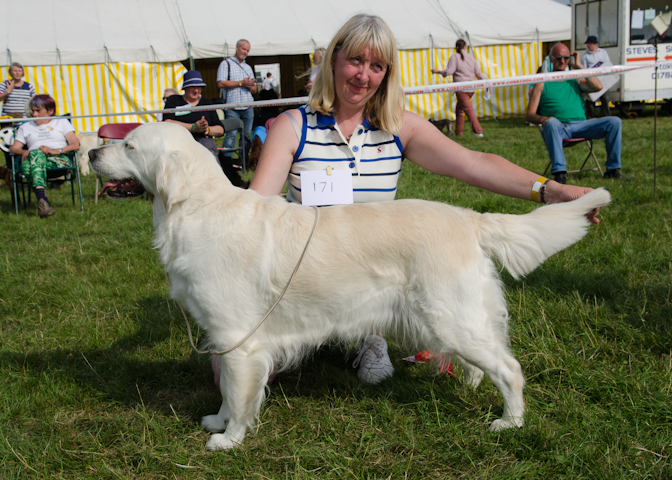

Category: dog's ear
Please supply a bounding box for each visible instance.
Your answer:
[155,152,191,214]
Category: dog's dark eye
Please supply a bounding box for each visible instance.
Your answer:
[125,142,135,150]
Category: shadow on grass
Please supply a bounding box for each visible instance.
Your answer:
[504,266,672,353]
[0,293,474,427]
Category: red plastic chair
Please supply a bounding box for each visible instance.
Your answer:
[95,123,142,203]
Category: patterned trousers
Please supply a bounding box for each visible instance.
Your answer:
[21,150,70,188]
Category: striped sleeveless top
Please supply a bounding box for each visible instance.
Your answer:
[286,105,404,204]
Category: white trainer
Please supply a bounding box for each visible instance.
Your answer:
[352,335,394,384]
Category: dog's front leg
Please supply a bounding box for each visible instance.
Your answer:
[201,355,231,433]
[203,349,271,450]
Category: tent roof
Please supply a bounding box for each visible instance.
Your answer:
[0,0,570,66]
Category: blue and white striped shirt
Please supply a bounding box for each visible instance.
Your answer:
[0,81,35,114]
[287,105,404,204]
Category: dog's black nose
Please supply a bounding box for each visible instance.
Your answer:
[89,148,99,161]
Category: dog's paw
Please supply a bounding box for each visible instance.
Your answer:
[201,414,227,432]
[205,433,241,451]
[488,417,524,432]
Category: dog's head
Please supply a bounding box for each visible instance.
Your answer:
[90,123,210,213]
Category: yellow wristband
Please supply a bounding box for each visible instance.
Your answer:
[531,176,548,203]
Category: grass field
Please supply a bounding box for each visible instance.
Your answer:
[1,112,671,479]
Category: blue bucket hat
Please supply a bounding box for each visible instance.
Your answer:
[183,70,206,88]
[585,35,598,44]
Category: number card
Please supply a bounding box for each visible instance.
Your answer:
[300,169,354,206]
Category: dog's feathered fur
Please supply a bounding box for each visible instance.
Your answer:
[89,123,611,450]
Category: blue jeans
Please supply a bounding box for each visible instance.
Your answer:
[542,116,622,174]
[222,107,254,158]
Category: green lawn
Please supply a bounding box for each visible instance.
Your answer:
[1,112,670,479]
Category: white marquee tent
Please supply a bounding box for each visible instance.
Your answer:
[1,0,569,64]
[0,0,570,131]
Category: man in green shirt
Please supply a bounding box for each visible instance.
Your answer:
[526,43,631,184]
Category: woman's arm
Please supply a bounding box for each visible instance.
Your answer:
[400,111,600,223]
[248,110,301,196]
[9,139,26,156]
[37,131,80,156]
[63,131,80,152]
[165,116,220,136]
[0,81,13,101]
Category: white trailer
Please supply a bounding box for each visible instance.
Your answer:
[571,0,671,113]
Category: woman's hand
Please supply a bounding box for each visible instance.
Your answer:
[193,116,209,133]
[38,145,55,155]
[543,180,601,224]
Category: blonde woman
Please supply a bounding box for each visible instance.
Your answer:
[249,14,600,383]
[306,48,326,91]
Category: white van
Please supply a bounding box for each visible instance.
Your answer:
[571,0,671,114]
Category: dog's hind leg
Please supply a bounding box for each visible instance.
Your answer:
[461,345,526,431]
[203,348,272,450]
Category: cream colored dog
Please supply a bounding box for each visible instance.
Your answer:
[75,133,101,176]
[89,123,611,451]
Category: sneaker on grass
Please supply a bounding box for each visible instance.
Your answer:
[352,334,394,384]
[37,198,55,218]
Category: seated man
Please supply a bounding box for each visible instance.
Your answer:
[526,43,632,184]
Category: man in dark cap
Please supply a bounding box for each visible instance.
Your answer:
[582,36,614,117]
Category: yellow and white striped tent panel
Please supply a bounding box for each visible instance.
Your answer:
[1,43,540,133]
[0,62,187,133]
[400,42,541,121]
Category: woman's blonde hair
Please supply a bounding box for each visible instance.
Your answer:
[313,48,326,65]
[309,14,405,135]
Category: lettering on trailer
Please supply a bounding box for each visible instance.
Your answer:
[626,45,657,62]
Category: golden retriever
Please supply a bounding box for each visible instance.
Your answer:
[89,123,610,450]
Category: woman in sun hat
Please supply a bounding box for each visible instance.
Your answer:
[162,70,225,159]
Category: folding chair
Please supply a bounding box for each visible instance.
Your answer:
[7,113,84,216]
[218,118,247,175]
[8,150,83,216]
[95,123,142,203]
[538,126,603,177]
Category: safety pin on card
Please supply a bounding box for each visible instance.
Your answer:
[300,167,353,206]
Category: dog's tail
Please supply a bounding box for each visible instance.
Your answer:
[477,188,611,279]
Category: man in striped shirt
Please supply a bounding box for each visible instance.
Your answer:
[0,63,36,118]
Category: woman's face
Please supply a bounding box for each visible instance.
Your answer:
[9,66,23,81]
[184,86,201,103]
[314,51,322,65]
[332,45,388,112]
[31,105,54,118]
